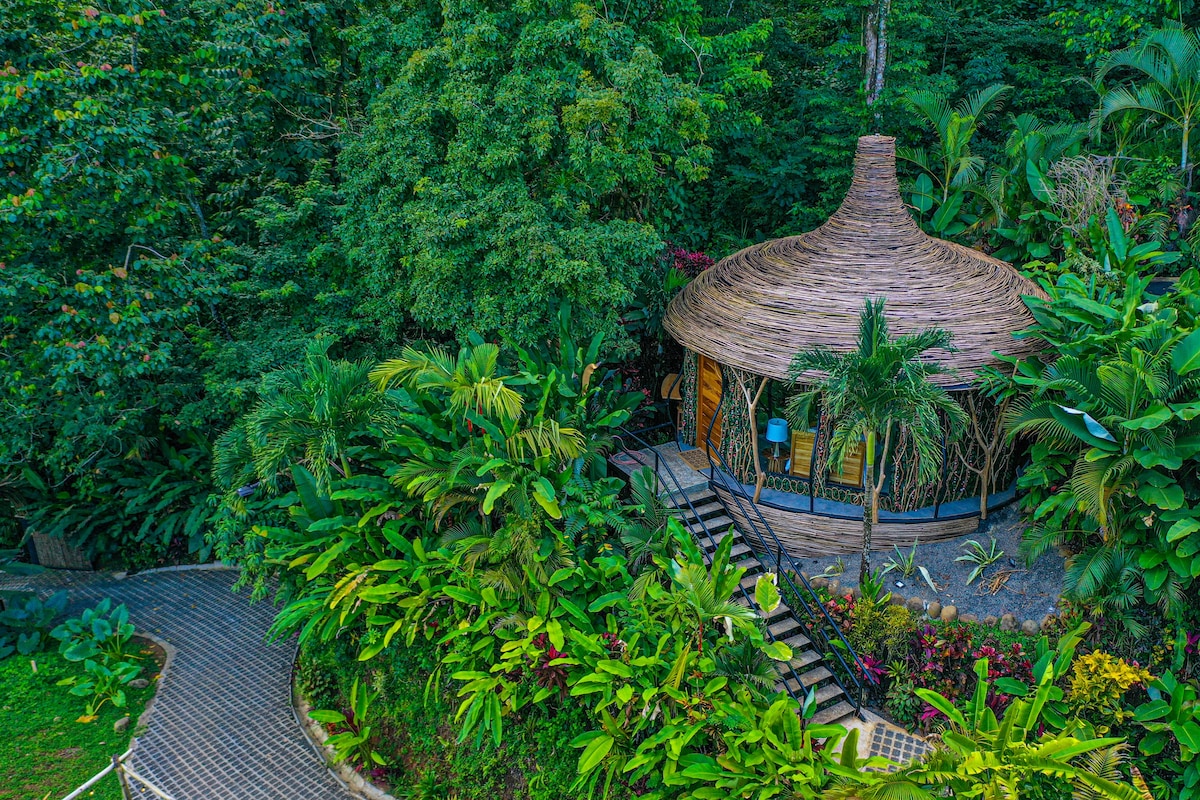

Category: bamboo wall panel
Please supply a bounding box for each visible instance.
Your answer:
[714,485,978,557]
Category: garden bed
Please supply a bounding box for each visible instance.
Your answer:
[795,504,1064,625]
[295,636,593,800]
[0,636,165,800]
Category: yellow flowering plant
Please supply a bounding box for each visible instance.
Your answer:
[1067,651,1154,733]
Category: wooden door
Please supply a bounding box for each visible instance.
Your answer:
[696,355,724,455]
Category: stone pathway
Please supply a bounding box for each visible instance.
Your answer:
[3,567,351,800]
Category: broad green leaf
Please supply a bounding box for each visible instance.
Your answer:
[931,191,964,234]
[1138,483,1185,511]
[754,574,781,614]
[911,173,935,213]
[482,480,513,515]
[1167,518,1200,542]
[1172,328,1200,375]
[762,641,792,661]
[1172,720,1200,754]
[1122,403,1172,430]
[1026,159,1055,203]
[597,659,632,677]
[577,734,615,774]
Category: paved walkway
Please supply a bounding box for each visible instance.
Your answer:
[3,568,351,800]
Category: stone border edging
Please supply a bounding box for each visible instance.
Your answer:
[807,575,1056,635]
[112,562,238,580]
[114,631,176,767]
[290,654,395,800]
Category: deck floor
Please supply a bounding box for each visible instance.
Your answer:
[612,441,1008,555]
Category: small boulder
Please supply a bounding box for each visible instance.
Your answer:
[849,586,861,600]
[811,576,828,590]
[1000,613,1018,631]
[129,678,150,690]
[983,615,998,627]
[906,596,924,614]
[960,613,978,623]
[1021,619,1040,635]
[889,592,907,606]
[939,605,958,623]
[1040,613,1056,631]
[113,716,130,733]
[926,601,942,620]
[826,581,840,597]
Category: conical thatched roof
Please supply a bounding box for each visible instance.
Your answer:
[663,135,1046,388]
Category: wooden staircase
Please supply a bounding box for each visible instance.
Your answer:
[674,489,857,726]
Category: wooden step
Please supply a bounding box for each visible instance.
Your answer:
[734,561,763,578]
[810,699,856,726]
[688,515,734,534]
[794,665,832,687]
[788,648,822,671]
[679,501,725,521]
[768,618,803,640]
[782,632,812,650]
[668,491,718,510]
[693,526,739,547]
[760,601,793,621]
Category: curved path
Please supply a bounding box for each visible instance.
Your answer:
[4,567,351,800]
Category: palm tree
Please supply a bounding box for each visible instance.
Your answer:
[1097,22,1200,187]
[900,83,1012,228]
[786,299,966,584]
[655,535,758,657]
[219,337,393,493]
[371,340,524,422]
[375,341,585,600]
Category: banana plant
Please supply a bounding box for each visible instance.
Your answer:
[1064,207,1182,275]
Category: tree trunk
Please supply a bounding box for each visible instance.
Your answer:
[737,376,768,502]
[864,0,892,107]
[860,430,876,585]
[979,449,991,520]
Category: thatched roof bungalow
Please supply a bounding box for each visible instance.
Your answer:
[662,135,1045,555]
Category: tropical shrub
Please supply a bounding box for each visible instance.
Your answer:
[310,678,388,769]
[50,599,144,724]
[985,268,1200,645]
[51,598,137,664]
[1068,651,1155,733]
[56,657,142,723]
[0,589,67,659]
[1134,670,1200,800]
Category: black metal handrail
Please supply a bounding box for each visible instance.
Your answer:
[693,377,875,715]
[701,443,876,715]
[611,427,819,708]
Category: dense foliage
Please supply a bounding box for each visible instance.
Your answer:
[5,1,1200,796]
[5,0,1200,565]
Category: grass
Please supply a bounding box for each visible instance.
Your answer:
[0,639,163,800]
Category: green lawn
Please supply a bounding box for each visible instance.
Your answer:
[0,641,163,800]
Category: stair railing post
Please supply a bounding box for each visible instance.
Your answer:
[114,756,132,800]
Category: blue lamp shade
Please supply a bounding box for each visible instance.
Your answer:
[765,418,790,444]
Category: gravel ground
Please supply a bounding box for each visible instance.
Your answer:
[793,504,1064,623]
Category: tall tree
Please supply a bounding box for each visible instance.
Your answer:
[786,299,966,583]
[338,1,771,353]
[1097,22,1200,188]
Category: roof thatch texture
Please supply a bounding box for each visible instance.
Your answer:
[663,135,1047,388]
